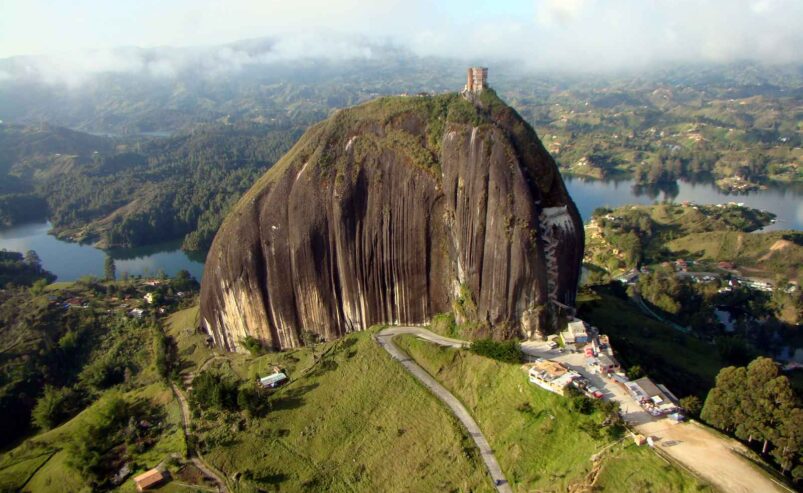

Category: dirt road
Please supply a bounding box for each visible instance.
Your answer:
[171,382,229,493]
[637,420,790,493]
[520,341,789,493]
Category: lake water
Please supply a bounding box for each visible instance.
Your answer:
[0,222,205,282]
[565,177,803,231]
[0,178,800,282]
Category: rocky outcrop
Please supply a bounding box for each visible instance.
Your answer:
[200,91,583,351]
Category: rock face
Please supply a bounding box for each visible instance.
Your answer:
[200,91,583,351]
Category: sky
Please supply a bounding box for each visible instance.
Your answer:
[1,0,802,76]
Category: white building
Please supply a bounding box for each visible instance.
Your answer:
[561,320,589,346]
[527,359,581,396]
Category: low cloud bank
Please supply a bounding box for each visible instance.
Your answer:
[1,0,801,86]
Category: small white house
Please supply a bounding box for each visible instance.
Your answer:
[260,373,288,388]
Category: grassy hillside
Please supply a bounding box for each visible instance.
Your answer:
[395,335,712,493]
[0,299,723,492]
[0,383,185,492]
[0,275,203,492]
[164,308,492,492]
[584,203,801,281]
[667,230,802,281]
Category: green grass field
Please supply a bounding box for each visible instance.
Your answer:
[394,335,712,492]
[0,304,718,492]
[667,229,802,281]
[191,329,493,492]
[167,308,493,491]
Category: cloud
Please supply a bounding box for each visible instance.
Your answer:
[0,0,801,84]
[536,0,590,25]
[4,31,380,87]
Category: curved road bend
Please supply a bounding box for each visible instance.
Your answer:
[376,327,513,493]
[382,327,790,493]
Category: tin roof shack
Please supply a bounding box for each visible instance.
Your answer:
[260,372,288,388]
[527,359,580,396]
[561,320,589,347]
[625,377,679,417]
[133,468,166,492]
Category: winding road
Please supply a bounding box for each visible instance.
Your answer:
[171,377,230,492]
[376,327,513,493]
[380,326,790,493]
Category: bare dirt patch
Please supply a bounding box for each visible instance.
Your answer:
[636,421,789,493]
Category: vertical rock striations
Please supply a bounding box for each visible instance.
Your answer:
[200,91,583,351]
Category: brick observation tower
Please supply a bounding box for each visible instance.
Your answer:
[464,67,488,93]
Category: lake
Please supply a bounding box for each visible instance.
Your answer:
[0,178,800,282]
[0,222,205,282]
[565,177,803,231]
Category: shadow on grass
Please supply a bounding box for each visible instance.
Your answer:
[270,383,319,411]
[310,359,338,376]
[254,472,289,485]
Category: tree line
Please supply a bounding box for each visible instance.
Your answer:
[701,357,802,482]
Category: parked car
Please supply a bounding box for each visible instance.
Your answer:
[587,386,604,399]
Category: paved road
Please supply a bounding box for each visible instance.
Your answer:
[520,342,789,493]
[376,327,512,493]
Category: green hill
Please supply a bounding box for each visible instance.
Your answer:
[667,230,802,282]
[585,202,799,281]
[0,301,715,492]
[395,335,712,492]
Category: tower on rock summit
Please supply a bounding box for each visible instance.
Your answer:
[464,67,488,93]
[200,77,584,352]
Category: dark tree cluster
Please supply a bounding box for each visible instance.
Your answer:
[0,249,55,287]
[469,339,522,364]
[190,371,267,417]
[701,357,802,482]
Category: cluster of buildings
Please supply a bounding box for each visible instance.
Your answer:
[526,318,683,419]
[558,321,621,376]
[46,277,196,322]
